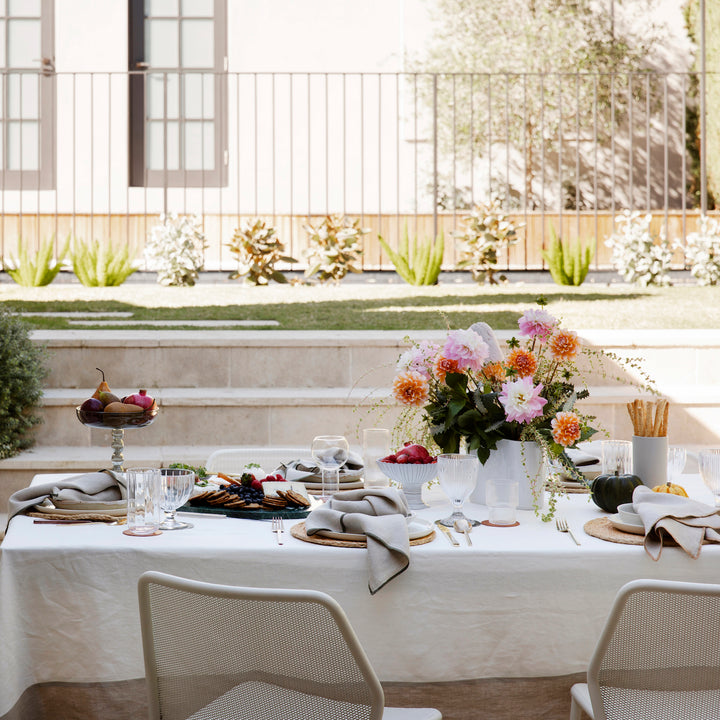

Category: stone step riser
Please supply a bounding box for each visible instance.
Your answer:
[35,389,720,448]
[36,330,720,391]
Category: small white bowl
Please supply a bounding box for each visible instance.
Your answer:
[617,502,642,526]
[376,460,438,510]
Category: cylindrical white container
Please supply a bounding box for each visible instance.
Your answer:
[632,435,668,488]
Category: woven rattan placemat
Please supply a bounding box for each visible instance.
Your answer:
[583,516,644,545]
[290,521,435,548]
[27,511,124,523]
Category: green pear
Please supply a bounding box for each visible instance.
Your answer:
[97,390,121,407]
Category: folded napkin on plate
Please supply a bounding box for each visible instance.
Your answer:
[566,449,600,467]
[6,470,124,529]
[633,485,720,560]
[305,487,410,595]
[279,451,363,483]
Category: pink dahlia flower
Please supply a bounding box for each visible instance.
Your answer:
[499,376,547,423]
[396,341,440,378]
[518,309,558,341]
[442,329,489,373]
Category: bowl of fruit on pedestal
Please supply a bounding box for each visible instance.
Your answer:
[76,369,158,471]
[376,443,438,510]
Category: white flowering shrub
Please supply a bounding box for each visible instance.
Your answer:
[144,213,207,286]
[605,211,672,287]
[678,215,720,286]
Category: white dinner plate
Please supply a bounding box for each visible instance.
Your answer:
[34,500,127,517]
[609,515,646,535]
[316,516,433,542]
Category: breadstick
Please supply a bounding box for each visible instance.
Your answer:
[626,402,636,434]
[652,400,663,437]
[661,400,669,437]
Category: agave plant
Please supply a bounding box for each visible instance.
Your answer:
[303,214,368,283]
[378,225,444,286]
[72,238,137,287]
[5,235,69,286]
[227,219,297,285]
[541,227,594,286]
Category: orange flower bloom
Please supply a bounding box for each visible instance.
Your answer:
[549,329,580,362]
[506,348,538,378]
[434,356,462,384]
[392,370,429,407]
[551,411,582,447]
[481,361,506,383]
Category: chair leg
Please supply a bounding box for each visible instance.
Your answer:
[570,697,586,720]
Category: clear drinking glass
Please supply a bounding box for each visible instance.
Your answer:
[311,435,349,500]
[159,468,196,530]
[667,446,687,485]
[362,428,391,488]
[486,477,519,526]
[601,440,633,474]
[699,449,720,505]
[437,453,480,527]
[125,467,163,536]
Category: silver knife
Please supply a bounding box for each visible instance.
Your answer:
[434,520,459,546]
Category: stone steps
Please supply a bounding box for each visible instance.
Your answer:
[3,328,720,509]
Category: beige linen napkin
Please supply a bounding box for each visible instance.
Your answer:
[305,487,410,595]
[633,485,720,560]
[6,470,124,530]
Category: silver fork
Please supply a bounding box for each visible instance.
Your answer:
[271,516,285,545]
[556,516,581,546]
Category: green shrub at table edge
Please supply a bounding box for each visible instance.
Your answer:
[0,310,48,459]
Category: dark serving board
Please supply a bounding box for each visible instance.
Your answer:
[179,503,311,520]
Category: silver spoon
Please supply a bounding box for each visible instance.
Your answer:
[454,518,472,546]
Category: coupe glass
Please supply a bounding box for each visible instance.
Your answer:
[699,449,720,506]
[159,468,196,530]
[311,435,349,500]
[437,453,480,527]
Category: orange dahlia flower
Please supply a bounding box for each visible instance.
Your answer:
[549,329,580,362]
[481,361,506,383]
[506,348,538,378]
[392,370,429,407]
[434,356,462,384]
[551,411,582,447]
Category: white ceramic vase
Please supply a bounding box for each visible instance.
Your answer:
[469,439,547,511]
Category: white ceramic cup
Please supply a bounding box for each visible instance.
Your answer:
[486,477,519,526]
[632,436,668,488]
[125,467,163,536]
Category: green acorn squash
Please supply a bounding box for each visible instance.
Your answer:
[591,470,643,513]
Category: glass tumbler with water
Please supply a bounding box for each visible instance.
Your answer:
[311,435,349,500]
[125,467,163,536]
[362,428,391,488]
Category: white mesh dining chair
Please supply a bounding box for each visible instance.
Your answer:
[138,572,442,720]
[570,579,720,720]
[205,446,309,476]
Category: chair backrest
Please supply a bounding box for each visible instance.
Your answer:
[138,571,385,720]
[205,447,310,476]
[588,579,720,720]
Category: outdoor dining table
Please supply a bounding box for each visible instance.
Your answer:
[1,472,718,720]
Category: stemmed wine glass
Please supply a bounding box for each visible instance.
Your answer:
[437,453,480,527]
[699,449,720,506]
[311,435,349,501]
[159,468,196,530]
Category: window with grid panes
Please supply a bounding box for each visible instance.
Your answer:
[0,0,54,190]
[128,0,227,187]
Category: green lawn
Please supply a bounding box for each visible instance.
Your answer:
[1,280,719,330]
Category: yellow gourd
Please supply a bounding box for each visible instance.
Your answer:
[652,482,688,498]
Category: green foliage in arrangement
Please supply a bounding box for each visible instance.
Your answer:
[71,239,138,287]
[378,225,445,286]
[5,236,69,287]
[0,310,47,459]
[541,228,594,286]
[227,219,297,285]
[303,214,369,283]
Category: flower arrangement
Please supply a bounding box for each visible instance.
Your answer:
[389,302,600,515]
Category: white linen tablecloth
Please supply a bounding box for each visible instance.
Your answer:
[1,473,719,719]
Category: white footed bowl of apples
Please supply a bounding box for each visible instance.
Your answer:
[76,368,158,429]
[376,443,437,510]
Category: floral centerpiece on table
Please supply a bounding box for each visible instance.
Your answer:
[389,301,599,517]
